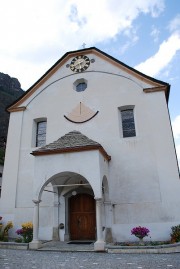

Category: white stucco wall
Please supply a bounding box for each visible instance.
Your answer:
[1,50,180,241]
[33,150,107,200]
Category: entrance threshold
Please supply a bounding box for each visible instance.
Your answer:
[67,241,94,245]
[37,240,95,252]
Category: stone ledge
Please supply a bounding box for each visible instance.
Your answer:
[0,242,29,250]
[107,243,180,254]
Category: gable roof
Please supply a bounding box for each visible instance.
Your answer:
[31,130,111,161]
[7,47,170,112]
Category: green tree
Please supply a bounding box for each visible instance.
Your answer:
[0,148,5,165]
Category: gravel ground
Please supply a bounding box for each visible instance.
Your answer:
[0,249,180,269]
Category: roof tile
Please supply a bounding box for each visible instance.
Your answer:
[31,131,111,161]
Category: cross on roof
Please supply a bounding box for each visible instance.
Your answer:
[82,43,86,49]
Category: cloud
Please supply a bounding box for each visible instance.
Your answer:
[135,14,180,77]
[168,14,180,33]
[119,27,139,54]
[134,33,180,77]
[151,25,160,42]
[0,0,165,89]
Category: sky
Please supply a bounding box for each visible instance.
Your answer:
[0,0,180,166]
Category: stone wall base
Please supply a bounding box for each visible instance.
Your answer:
[52,227,59,241]
[94,240,105,251]
[107,243,180,254]
[0,242,28,250]
[105,228,113,243]
[29,240,42,250]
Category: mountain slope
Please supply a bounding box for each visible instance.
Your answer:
[0,72,24,151]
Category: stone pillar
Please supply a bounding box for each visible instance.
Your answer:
[104,201,113,243]
[94,198,105,251]
[53,201,60,241]
[29,199,42,250]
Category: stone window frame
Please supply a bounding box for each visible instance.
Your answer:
[73,78,88,92]
[32,117,47,147]
[118,105,136,138]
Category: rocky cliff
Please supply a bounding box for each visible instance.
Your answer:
[0,72,24,151]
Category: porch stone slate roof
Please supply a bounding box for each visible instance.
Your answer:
[31,131,111,161]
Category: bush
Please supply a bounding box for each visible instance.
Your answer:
[0,217,13,241]
[0,148,5,165]
[171,225,180,243]
[131,226,150,239]
[16,222,33,243]
[3,237,8,242]
[15,237,23,243]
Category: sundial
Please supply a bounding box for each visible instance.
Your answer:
[64,102,99,123]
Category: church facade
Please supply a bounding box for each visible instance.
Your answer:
[0,47,179,250]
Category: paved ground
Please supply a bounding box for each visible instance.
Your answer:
[0,249,180,269]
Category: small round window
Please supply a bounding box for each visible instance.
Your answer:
[76,82,87,92]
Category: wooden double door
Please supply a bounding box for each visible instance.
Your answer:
[69,193,96,240]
